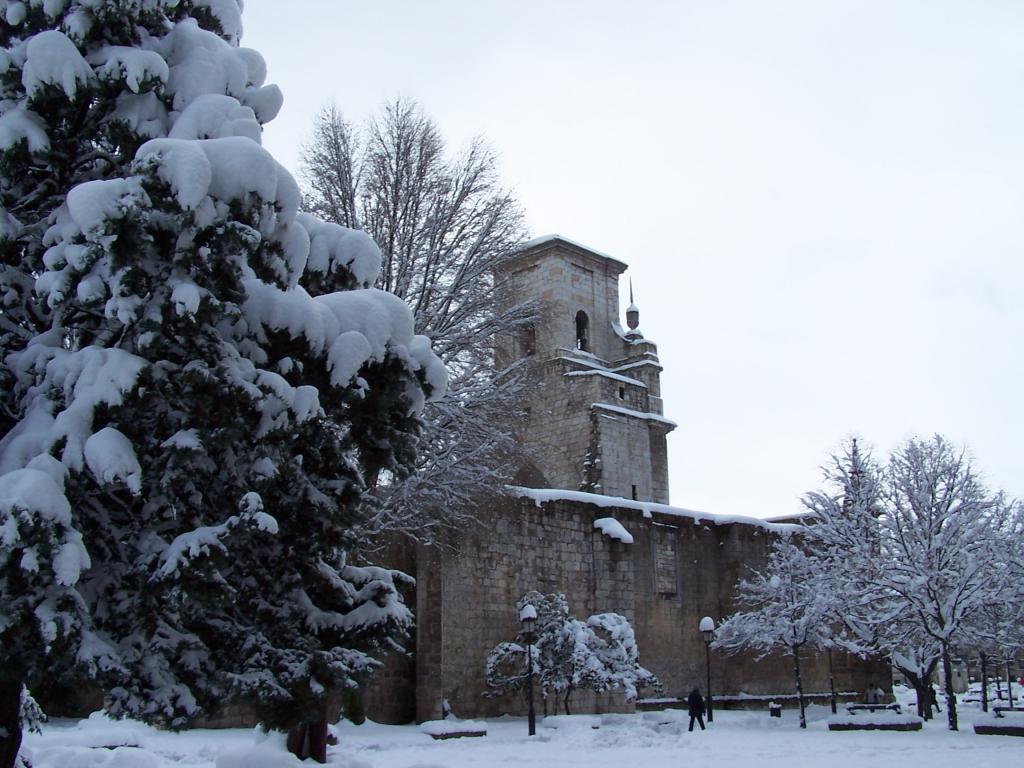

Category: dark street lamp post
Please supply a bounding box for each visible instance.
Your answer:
[980,652,989,713]
[827,646,837,714]
[520,604,537,736]
[700,616,715,723]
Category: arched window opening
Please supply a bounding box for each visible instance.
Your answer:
[575,310,590,352]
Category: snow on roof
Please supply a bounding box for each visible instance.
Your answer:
[763,510,816,524]
[594,517,634,544]
[611,319,649,345]
[592,402,677,428]
[513,487,800,533]
[516,234,628,269]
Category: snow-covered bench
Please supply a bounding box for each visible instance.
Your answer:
[420,719,487,740]
[828,711,921,732]
[845,703,902,715]
[992,705,1024,717]
[974,710,1024,737]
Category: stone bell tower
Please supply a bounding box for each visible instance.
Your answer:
[495,235,674,503]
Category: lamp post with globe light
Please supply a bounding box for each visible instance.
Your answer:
[699,616,716,723]
[520,604,538,735]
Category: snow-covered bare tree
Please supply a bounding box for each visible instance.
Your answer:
[800,440,942,719]
[800,436,1016,730]
[0,4,445,766]
[871,436,1012,731]
[961,506,1024,707]
[713,537,831,728]
[300,99,535,541]
[485,591,659,715]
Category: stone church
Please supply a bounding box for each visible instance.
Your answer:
[365,235,889,723]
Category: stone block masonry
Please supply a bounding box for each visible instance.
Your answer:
[408,491,889,722]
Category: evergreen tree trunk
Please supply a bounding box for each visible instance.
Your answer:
[1007,659,1016,706]
[941,644,958,731]
[563,688,573,716]
[285,707,329,764]
[793,646,806,729]
[0,680,23,768]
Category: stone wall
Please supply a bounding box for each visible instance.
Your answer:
[519,357,597,489]
[412,496,636,721]
[406,493,892,723]
[595,410,654,501]
[359,540,418,723]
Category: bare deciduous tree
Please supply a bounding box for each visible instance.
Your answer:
[300,99,536,541]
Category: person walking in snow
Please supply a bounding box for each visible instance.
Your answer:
[687,687,706,731]
[928,684,941,713]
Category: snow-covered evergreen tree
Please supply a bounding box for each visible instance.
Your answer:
[0,3,445,765]
[485,591,659,715]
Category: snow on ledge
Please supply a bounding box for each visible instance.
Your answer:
[611,359,662,373]
[594,517,634,544]
[513,487,800,532]
[567,369,647,388]
[592,402,676,428]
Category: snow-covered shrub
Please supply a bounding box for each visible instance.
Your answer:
[485,591,660,715]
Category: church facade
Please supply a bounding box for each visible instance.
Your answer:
[365,235,889,723]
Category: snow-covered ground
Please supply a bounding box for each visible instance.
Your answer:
[20,687,1021,768]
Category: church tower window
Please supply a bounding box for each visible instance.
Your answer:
[575,310,590,351]
[519,323,536,357]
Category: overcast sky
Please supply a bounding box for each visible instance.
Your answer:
[242,1,1024,519]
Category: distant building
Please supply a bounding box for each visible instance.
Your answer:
[366,235,889,723]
